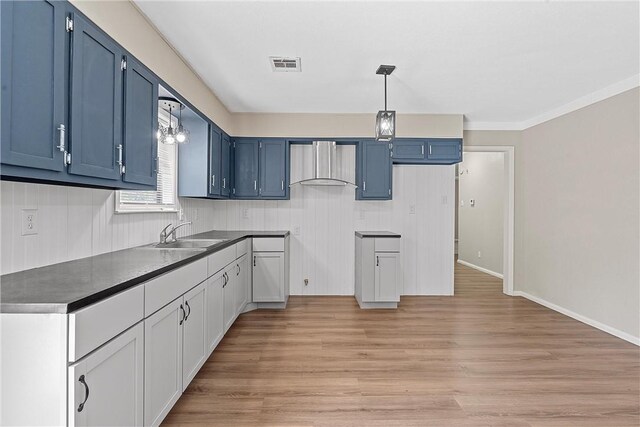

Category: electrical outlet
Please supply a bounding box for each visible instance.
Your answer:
[470,199,475,207]
[477,251,482,258]
[21,209,38,236]
[294,225,300,235]
[304,278,309,286]
[409,204,416,215]
[242,208,249,219]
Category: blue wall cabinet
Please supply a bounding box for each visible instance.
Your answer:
[220,133,231,197]
[391,140,425,161]
[1,0,67,172]
[232,138,259,198]
[208,125,222,197]
[259,139,288,198]
[357,140,392,200]
[122,56,158,187]
[425,138,462,163]
[68,12,123,181]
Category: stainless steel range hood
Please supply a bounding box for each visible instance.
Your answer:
[291,141,357,187]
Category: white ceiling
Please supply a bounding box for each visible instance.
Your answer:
[135,1,639,128]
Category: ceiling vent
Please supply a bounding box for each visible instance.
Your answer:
[270,56,301,72]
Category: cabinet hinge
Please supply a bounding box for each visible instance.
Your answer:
[389,143,393,149]
[121,58,127,71]
[66,16,74,32]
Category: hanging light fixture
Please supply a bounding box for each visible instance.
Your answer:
[375,64,396,142]
[158,97,189,145]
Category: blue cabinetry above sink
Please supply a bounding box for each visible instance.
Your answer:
[391,138,462,165]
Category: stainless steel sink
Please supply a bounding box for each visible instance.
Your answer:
[152,239,227,249]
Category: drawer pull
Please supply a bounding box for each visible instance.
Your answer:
[179,304,185,325]
[77,375,90,412]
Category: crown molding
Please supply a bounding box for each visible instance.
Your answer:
[463,74,640,132]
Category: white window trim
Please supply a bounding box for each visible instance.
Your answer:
[115,109,180,214]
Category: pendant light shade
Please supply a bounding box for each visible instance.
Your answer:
[375,65,396,142]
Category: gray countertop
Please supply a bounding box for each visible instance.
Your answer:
[0,230,289,314]
[355,231,401,238]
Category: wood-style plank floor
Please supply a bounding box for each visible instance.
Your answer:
[163,262,640,426]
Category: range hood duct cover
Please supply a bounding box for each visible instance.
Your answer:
[292,141,357,187]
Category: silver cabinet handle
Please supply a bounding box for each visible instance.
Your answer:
[77,375,89,412]
[211,175,215,188]
[117,144,125,174]
[56,124,65,152]
[421,145,425,155]
[429,145,432,155]
[223,177,226,189]
[281,180,284,191]
[254,180,257,191]
[363,181,366,192]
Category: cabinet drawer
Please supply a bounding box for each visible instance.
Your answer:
[252,237,284,252]
[374,237,400,252]
[236,238,249,258]
[145,258,207,317]
[207,245,236,277]
[69,285,144,362]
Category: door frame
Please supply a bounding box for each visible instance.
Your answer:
[460,145,515,296]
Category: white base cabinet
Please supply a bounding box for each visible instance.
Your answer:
[355,233,402,309]
[252,237,290,306]
[69,323,144,427]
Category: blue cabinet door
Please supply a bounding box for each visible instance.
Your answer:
[68,13,123,180]
[1,0,66,172]
[259,139,287,198]
[122,56,158,187]
[425,138,462,163]
[208,126,222,196]
[232,138,259,198]
[391,140,425,161]
[358,141,392,200]
[220,133,231,197]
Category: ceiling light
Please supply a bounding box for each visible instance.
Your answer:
[375,64,396,142]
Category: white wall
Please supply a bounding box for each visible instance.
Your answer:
[457,152,504,276]
[518,88,639,341]
[0,181,216,275]
[187,145,456,296]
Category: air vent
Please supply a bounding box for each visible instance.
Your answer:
[270,56,301,72]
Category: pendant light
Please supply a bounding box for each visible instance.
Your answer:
[158,97,189,145]
[375,64,396,142]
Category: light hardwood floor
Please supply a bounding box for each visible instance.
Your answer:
[163,262,640,426]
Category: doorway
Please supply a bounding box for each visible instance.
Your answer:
[455,146,514,295]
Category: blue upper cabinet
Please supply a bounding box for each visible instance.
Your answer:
[68,12,123,181]
[232,138,259,198]
[357,140,392,200]
[208,125,222,197]
[391,138,462,165]
[259,139,288,199]
[391,139,425,161]
[220,133,231,197]
[1,0,67,172]
[122,55,158,187]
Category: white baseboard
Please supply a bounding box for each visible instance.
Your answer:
[456,259,503,279]
[513,291,640,346]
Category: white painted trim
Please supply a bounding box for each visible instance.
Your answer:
[463,74,640,131]
[461,146,515,296]
[513,291,640,346]
[456,259,503,279]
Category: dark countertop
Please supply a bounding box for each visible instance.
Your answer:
[1,230,289,314]
[355,231,401,238]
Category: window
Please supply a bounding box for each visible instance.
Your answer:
[115,111,179,213]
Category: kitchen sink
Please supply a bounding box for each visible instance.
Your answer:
[151,239,227,249]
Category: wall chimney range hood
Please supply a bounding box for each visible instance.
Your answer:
[291,141,357,187]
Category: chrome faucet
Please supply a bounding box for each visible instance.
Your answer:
[159,221,192,244]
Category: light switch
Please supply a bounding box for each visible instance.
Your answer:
[470,199,475,207]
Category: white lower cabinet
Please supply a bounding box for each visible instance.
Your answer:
[223,264,236,333]
[68,323,144,427]
[375,252,401,302]
[205,269,225,355]
[236,253,249,315]
[181,281,207,389]
[253,252,285,302]
[144,298,184,427]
